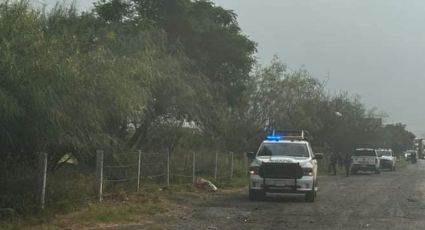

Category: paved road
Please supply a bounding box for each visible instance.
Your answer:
[107,160,425,229]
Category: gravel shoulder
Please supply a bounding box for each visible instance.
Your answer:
[105,160,425,230]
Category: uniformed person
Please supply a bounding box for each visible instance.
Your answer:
[343,152,352,176]
[329,152,337,176]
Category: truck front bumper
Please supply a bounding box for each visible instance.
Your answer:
[249,175,314,193]
[380,160,394,168]
[351,164,376,171]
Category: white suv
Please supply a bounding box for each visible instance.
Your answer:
[351,148,380,174]
[377,148,396,171]
[247,130,322,202]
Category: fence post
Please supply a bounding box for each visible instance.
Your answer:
[192,152,196,184]
[244,153,249,176]
[137,150,142,192]
[96,150,104,202]
[214,151,218,180]
[230,152,234,179]
[166,150,170,186]
[37,152,48,211]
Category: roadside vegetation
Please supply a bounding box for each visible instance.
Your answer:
[0,0,416,227]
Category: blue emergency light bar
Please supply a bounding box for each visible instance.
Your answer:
[265,130,311,141]
[266,131,284,141]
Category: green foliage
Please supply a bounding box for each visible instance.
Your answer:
[378,123,415,154]
[247,57,414,154]
[250,57,326,132]
[0,1,168,167]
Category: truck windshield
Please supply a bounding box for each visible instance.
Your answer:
[353,150,376,156]
[257,143,309,157]
[382,151,392,156]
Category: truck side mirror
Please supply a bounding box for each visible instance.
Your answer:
[246,152,255,159]
[314,153,323,160]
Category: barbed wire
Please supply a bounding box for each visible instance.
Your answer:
[104,164,138,168]
[144,174,165,178]
[172,173,192,178]
[104,177,138,182]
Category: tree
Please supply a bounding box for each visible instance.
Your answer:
[94,0,256,150]
[378,123,415,154]
[0,1,157,169]
[249,57,326,133]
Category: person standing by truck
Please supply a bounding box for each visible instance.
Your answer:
[411,151,417,164]
[329,152,338,175]
[343,152,352,176]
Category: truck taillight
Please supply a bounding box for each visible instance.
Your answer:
[249,166,259,175]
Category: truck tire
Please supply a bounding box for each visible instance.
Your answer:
[305,189,315,202]
[249,189,265,201]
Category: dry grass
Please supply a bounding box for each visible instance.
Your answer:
[0,192,168,230]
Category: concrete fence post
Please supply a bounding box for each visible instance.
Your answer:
[230,152,234,179]
[137,150,142,192]
[214,152,218,180]
[244,153,250,176]
[37,152,48,210]
[192,152,196,184]
[166,150,170,186]
[96,150,104,202]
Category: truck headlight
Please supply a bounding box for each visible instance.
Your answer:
[303,167,313,176]
[249,166,259,175]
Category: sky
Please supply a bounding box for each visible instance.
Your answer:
[39,0,425,136]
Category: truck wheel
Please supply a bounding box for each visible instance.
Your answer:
[249,189,265,201]
[305,189,315,202]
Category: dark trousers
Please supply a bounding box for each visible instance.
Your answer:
[329,163,336,175]
[344,164,350,176]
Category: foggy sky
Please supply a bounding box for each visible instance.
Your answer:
[40,0,425,136]
[213,0,425,137]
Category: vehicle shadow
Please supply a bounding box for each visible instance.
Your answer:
[350,172,378,176]
[261,194,306,203]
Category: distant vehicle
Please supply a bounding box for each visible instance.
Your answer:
[247,130,322,202]
[376,148,396,171]
[351,148,380,174]
[404,151,411,160]
[404,150,417,161]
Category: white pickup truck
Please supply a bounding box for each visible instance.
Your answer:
[351,148,380,174]
[247,130,322,202]
[377,148,396,171]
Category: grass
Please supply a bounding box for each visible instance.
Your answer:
[0,174,249,230]
[0,192,168,230]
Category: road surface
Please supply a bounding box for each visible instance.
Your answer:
[105,160,425,230]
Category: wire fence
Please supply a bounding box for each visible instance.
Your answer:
[0,153,100,215]
[0,149,248,214]
[99,150,249,197]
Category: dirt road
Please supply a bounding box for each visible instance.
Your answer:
[107,160,425,230]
